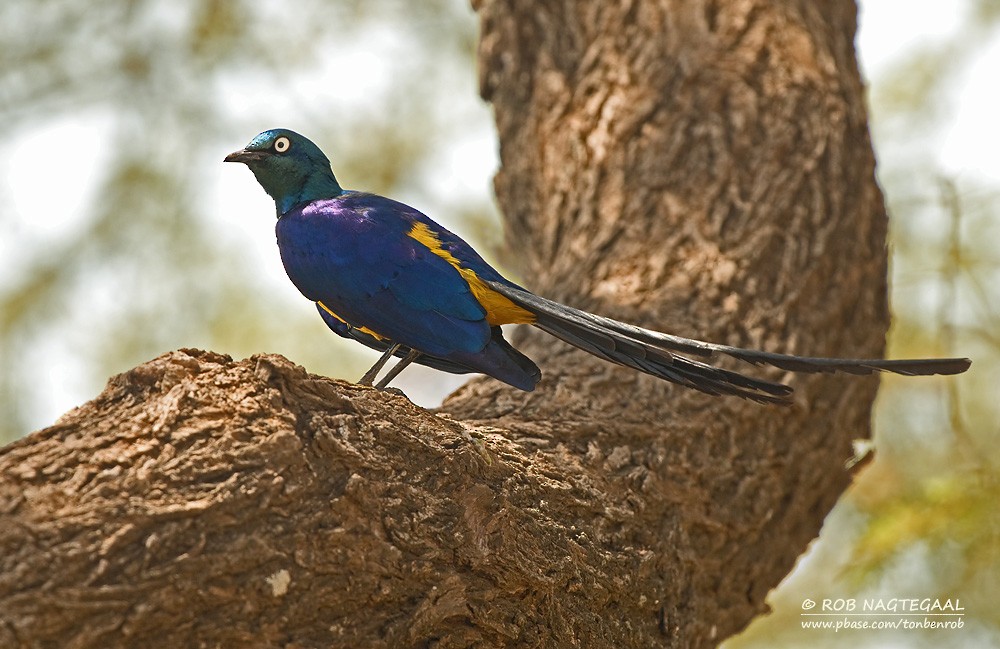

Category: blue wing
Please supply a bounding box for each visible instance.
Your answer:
[276,192,540,390]
[277,195,490,357]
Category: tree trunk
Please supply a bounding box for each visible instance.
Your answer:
[0,1,886,647]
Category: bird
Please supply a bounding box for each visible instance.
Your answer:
[225,128,971,405]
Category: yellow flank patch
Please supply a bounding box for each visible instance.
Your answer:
[407,222,535,325]
[317,301,386,340]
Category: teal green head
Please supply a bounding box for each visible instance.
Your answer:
[225,129,343,215]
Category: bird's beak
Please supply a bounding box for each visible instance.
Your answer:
[224,149,265,164]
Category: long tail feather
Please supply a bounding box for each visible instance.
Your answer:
[487,281,971,403]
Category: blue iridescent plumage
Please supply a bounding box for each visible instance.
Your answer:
[225,129,970,403]
[275,192,539,389]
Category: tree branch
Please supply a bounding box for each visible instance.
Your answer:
[1,1,887,647]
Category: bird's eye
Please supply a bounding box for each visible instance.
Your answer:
[273,136,291,153]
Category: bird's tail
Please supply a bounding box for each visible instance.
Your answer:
[487,281,971,405]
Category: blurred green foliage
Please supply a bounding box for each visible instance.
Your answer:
[0,0,499,440]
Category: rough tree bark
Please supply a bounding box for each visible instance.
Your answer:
[1,1,887,647]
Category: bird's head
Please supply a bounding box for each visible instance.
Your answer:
[225,129,343,215]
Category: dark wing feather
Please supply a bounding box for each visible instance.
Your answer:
[487,280,971,403]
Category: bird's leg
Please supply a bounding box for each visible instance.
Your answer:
[374,348,422,390]
[358,343,402,386]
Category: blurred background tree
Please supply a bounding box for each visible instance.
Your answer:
[0,0,997,645]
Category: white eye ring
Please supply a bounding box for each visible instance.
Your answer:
[273,136,290,153]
